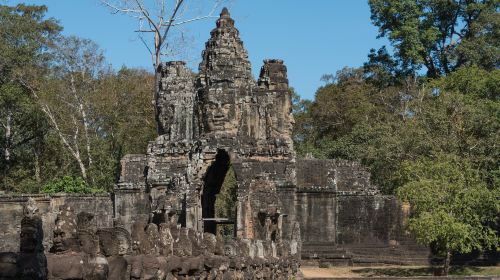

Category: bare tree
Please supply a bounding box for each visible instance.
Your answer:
[101,0,224,69]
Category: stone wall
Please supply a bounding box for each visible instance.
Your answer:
[0,194,113,252]
[115,154,150,233]
[295,159,429,265]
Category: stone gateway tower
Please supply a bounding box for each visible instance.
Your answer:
[115,7,428,265]
[0,8,454,275]
[117,8,297,242]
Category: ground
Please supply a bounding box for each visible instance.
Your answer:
[301,265,500,278]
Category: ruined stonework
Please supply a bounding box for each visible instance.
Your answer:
[0,8,434,278]
[115,7,428,267]
[142,8,296,243]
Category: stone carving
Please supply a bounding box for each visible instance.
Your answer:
[16,199,47,280]
[97,225,132,280]
[4,203,301,279]
[77,212,108,280]
[259,205,283,242]
[51,205,79,254]
[47,205,85,280]
[0,5,434,270]
[158,223,173,256]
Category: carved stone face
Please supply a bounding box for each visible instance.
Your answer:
[78,232,98,256]
[52,228,73,253]
[116,235,130,256]
[223,243,237,256]
[201,91,237,134]
[204,101,232,130]
[52,206,78,253]
[90,256,108,280]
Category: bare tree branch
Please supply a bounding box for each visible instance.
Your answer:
[101,0,225,68]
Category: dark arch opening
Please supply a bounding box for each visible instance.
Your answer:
[202,149,233,234]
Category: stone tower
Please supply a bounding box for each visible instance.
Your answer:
[122,8,298,241]
[115,8,425,266]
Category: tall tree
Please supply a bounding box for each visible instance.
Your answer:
[32,36,107,182]
[369,0,499,77]
[0,4,61,191]
[94,67,156,161]
[397,156,499,275]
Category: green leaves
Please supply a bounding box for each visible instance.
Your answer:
[0,4,156,194]
[215,165,237,237]
[0,4,61,80]
[397,156,499,257]
[368,0,500,77]
[41,176,105,194]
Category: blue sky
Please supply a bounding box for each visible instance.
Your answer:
[8,0,389,100]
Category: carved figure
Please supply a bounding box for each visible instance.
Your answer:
[17,200,47,280]
[97,226,131,280]
[47,205,85,280]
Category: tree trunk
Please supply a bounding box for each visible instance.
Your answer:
[70,74,93,169]
[4,110,12,162]
[21,78,89,182]
[75,151,88,180]
[33,145,41,184]
[443,251,452,276]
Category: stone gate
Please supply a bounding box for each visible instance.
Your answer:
[0,10,431,275]
[115,7,429,265]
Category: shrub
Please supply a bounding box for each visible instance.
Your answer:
[41,176,105,194]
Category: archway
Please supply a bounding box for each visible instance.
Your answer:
[201,149,236,235]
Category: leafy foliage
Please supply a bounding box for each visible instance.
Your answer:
[215,165,237,237]
[0,4,61,192]
[41,176,105,194]
[397,156,499,273]
[294,65,499,194]
[0,4,62,80]
[0,4,156,193]
[293,64,499,272]
[368,0,499,77]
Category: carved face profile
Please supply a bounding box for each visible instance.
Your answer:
[52,206,78,253]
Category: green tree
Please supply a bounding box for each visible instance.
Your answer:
[397,156,499,275]
[363,46,404,88]
[435,65,500,100]
[215,165,237,237]
[293,65,499,194]
[0,82,48,192]
[94,67,156,157]
[369,0,499,77]
[39,36,107,182]
[91,66,156,189]
[0,4,61,192]
[0,4,61,81]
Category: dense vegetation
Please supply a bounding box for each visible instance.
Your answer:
[215,166,238,237]
[0,1,498,273]
[293,0,499,274]
[0,4,156,193]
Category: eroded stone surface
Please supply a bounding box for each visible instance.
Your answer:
[0,8,435,277]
